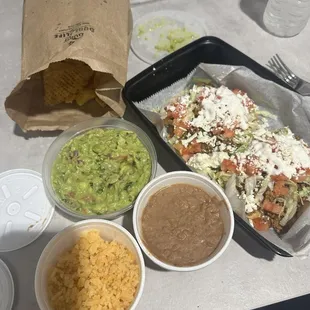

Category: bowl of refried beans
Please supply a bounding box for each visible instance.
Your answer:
[133,171,234,271]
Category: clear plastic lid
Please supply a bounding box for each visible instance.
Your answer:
[0,169,54,252]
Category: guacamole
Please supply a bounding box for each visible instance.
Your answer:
[51,128,152,215]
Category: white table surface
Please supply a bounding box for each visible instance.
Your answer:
[1,0,310,309]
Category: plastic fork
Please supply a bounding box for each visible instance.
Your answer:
[267,54,310,96]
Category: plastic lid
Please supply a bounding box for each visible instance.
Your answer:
[131,10,207,64]
[0,259,14,310]
[0,169,54,252]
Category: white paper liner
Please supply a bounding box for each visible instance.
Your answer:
[134,63,310,258]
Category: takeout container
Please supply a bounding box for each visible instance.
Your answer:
[122,36,293,257]
[42,117,157,220]
[35,219,145,310]
[133,171,234,271]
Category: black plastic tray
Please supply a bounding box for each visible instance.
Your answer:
[122,36,292,257]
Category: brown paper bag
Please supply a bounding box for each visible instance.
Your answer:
[5,0,132,131]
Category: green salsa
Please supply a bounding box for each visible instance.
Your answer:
[51,128,152,215]
[155,27,199,54]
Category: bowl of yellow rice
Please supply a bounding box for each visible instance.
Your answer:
[35,220,145,310]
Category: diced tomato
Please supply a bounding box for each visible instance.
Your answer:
[223,128,235,138]
[242,98,255,111]
[212,127,223,135]
[262,199,283,215]
[292,175,307,183]
[173,140,202,157]
[266,137,278,152]
[232,89,255,110]
[243,163,258,176]
[299,168,310,175]
[221,159,238,173]
[166,111,174,119]
[271,174,289,181]
[182,154,193,162]
[181,141,202,157]
[174,127,186,138]
[252,217,271,231]
[173,106,186,118]
[186,140,202,154]
[166,104,186,119]
[232,89,245,96]
[173,119,191,129]
[212,127,235,138]
[172,120,191,138]
[292,173,309,183]
[292,168,310,182]
[173,142,186,154]
[273,181,289,196]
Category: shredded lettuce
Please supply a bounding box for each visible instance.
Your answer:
[256,109,276,119]
[225,174,247,220]
[234,140,251,153]
[254,176,271,204]
[245,176,257,196]
[189,89,196,102]
[298,185,310,198]
[163,83,310,232]
[192,77,213,86]
[273,127,289,136]
[189,166,231,188]
[215,171,233,188]
[280,181,298,227]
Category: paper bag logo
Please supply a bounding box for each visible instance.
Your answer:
[54,22,95,45]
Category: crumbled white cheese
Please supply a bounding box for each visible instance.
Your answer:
[192,85,198,93]
[276,130,310,168]
[180,94,191,106]
[235,128,310,178]
[219,143,226,151]
[190,86,249,132]
[181,133,197,147]
[196,132,216,146]
[188,152,229,170]
[165,84,310,219]
[244,193,258,213]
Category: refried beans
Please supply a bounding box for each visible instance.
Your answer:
[141,184,224,267]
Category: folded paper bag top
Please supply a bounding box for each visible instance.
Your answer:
[5,0,131,131]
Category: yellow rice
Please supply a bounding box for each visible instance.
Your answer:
[47,230,140,310]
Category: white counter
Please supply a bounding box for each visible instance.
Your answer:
[1,0,310,309]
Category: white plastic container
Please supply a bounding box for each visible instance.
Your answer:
[35,220,145,310]
[133,171,234,272]
[263,0,310,37]
[0,259,14,310]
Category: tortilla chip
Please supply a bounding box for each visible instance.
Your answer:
[75,88,96,106]
[43,59,93,106]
